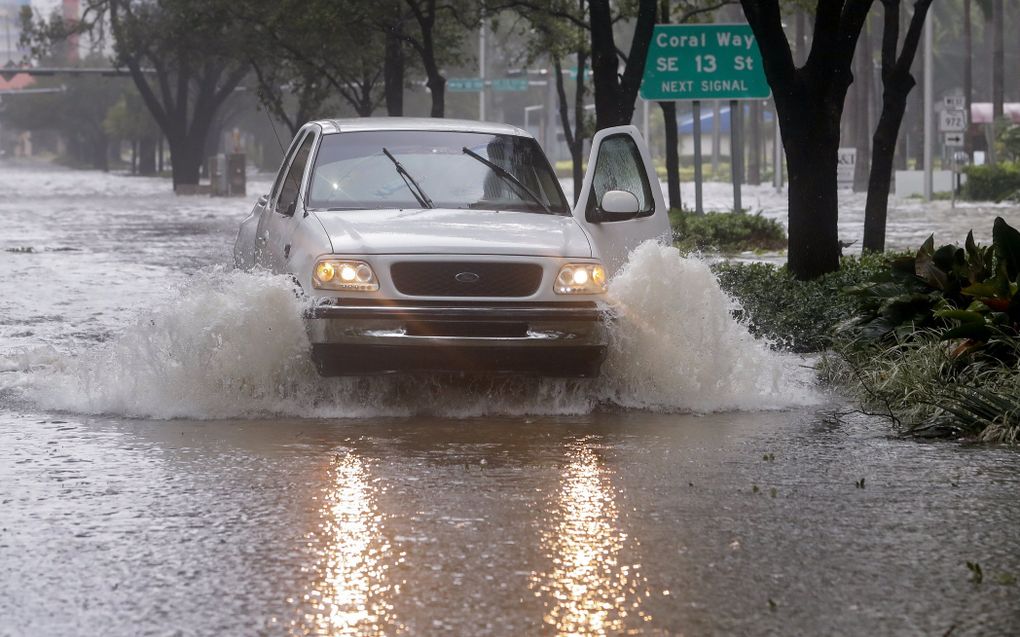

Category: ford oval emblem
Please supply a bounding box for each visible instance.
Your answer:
[455,271,480,284]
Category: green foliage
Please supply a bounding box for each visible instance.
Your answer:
[712,253,890,352]
[671,210,787,253]
[999,124,1020,163]
[104,90,160,141]
[936,386,1020,444]
[967,561,984,584]
[821,330,1020,442]
[822,217,1020,443]
[961,162,1020,202]
[839,217,1020,355]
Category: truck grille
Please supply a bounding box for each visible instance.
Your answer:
[390,262,543,297]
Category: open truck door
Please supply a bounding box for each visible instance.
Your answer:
[572,125,672,276]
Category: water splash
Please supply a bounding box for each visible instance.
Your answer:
[600,242,815,412]
[2,244,819,419]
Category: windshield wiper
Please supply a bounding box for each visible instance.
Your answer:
[461,147,551,213]
[382,147,434,209]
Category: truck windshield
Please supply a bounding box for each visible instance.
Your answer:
[308,130,570,214]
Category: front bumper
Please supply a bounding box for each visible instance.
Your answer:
[304,300,608,376]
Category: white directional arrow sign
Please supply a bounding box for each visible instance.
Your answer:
[943,132,965,147]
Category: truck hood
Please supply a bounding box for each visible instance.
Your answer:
[311,208,593,257]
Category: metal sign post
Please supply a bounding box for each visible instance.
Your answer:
[923,17,933,201]
[693,101,704,214]
[641,23,769,215]
[731,99,742,213]
[951,150,957,209]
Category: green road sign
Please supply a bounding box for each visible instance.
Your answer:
[640,24,770,101]
[492,78,529,92]
[448,78,484,92]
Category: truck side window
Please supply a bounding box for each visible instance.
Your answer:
[276,135,314,215]
[587,134,654,218]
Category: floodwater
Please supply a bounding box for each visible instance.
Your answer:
[2,160,1019,636]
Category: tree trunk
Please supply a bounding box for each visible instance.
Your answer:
[131,139,138,175]
[588,0,623,129]
[572,53,588,200]
[385,20,405,116]
[425,65,445,118]
[785,112,841,277]
[554,53,588,203]
[138,136,157,176]
[853,17,872,192]
[984,8,997,164]
[795,10,806,66]
[588,0,658,129]
[863,0,932,253]
[661,102,682,208]
[864,88,909,251]
[739,0,872,279]
[894,122,907,170]
[992,0,1004,121]
[658,0,681,208]
[93,134,109,172]
[168,135,206,190]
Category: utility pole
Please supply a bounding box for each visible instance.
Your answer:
[923,15,933,201]
[545,67,558,159]
[478,20,486,121]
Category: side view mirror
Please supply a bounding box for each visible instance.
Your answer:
[598,190,640,221]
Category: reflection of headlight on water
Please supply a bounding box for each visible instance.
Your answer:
[531,443,651,636]
[290,453,402,636]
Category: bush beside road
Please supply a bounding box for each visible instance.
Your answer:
[718,217,1020,443]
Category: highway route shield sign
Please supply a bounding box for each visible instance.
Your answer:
[939,110,967,132]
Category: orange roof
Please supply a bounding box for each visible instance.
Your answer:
[0,73,36,91]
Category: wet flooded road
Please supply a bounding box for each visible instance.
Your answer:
[3,411,1019,636]
[2,161,1020,635]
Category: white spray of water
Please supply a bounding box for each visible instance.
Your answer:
[12,270,316,419]
[599,242,815,411]
[3,244,819,419]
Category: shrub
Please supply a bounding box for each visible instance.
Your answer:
[671,210,786,253]
[961,163,1020,202]
[712,253,890,352]
[839,217,1020,357]
[820,333,1020,443]
[826,217,1020,442]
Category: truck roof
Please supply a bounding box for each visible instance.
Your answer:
[314,117,530,138]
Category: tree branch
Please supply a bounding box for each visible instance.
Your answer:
[739,0,796,90]
[894,0,933,75]
[678,0,735,23]
[879,0,900,81]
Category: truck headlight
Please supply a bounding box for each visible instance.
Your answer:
[313,259,379,291]
[555,263,607,294]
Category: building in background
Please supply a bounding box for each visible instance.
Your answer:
[1,0,31,66]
